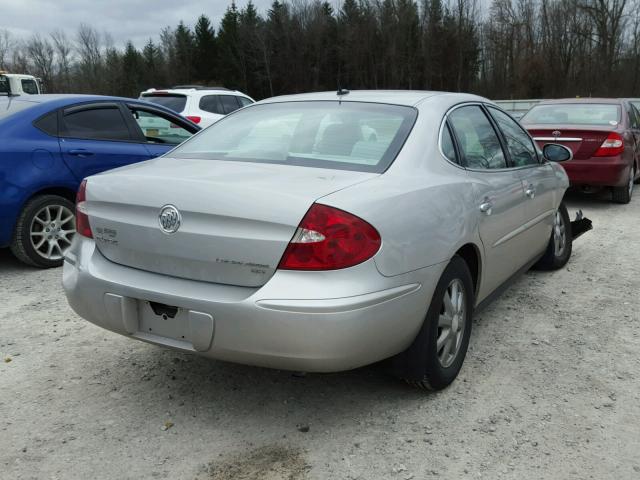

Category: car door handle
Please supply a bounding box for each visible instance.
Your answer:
[479,200,494,215]
[68,149,94,157]
[525,185,536,198]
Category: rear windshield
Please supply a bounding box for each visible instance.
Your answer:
[0,99,38,120]
[140,93,187,113]
[169,101,417,173]
[521,103,621,126]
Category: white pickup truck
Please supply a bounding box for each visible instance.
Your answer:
[0,72,43,96]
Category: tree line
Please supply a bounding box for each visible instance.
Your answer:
[1,0,639,101]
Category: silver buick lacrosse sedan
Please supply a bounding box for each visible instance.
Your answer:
[63,90,579,390]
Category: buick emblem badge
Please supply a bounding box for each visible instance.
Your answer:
[158,205,181,234]
[552,130,561,138]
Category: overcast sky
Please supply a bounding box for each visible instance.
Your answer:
[1,0,278,48]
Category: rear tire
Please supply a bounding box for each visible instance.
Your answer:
[396,256,474,391]
[535,203,572,271]
[612,166,634,204]
[10,195,76,268]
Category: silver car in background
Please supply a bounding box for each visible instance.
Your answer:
[63,90,576,390]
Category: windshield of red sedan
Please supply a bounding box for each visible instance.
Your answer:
[169,101,417,173]
[521,103,621,126]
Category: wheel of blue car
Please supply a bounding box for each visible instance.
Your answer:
[10,195,76,268]
[397,255,474,391]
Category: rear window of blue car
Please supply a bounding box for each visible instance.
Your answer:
[169,101,418,173]
[0,99,38,120]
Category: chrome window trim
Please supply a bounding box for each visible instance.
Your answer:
[533,137,582,142]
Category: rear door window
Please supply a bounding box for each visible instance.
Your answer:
[448,105,507,169]
[62,106,131,141]
[140,94,187,113]
[199,95,225,114]
[488,107,539,167]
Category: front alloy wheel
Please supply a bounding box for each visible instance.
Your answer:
[535,203,572,271]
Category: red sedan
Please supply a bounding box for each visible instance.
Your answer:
[521,98,640,203]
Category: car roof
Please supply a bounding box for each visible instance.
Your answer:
[141,88,247,96]
[0,94,145,106]
[257,90,488,107]
[0,94,197,127]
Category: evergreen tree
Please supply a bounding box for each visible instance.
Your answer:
[121,41,143,97]
[173,21,195,85]
[217,2,242,89]
[194,15,217,83]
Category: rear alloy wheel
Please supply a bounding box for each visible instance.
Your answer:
[397,255,474,391]
[612,166,634,204]
[10,195,76,268]
[535,203,572,271]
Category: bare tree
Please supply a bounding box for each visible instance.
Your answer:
[76,23,103,92]
[51,30,73,92]
[26,34,55,90]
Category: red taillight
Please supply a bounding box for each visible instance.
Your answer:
[278,204,381,271]
[185,115,201,124]
[75,179,93,238]
[594,132,624,157]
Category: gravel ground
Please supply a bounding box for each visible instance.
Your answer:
[1,191,639,480]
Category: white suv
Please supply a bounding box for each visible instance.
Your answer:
[139,86,255,128]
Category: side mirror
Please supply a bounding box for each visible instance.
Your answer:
[543,143,573,162]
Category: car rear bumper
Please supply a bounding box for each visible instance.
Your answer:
[63,237,441,372]
[561,156,630,187]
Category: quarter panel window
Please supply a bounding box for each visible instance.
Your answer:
[238,97,253,107]
[62,107,131,141]
[34,112,58,136]
[489,107,539,167]
[441,123,457,163]
[448,106,507,169]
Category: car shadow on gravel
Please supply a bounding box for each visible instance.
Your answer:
[563,188,631,210]
[96,343,433,437]
[0,247,36,273]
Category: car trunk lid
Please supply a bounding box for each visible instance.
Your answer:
[85,158,376,287]
[526,125,617,160]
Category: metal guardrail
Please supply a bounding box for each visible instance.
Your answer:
[493,99,542,119]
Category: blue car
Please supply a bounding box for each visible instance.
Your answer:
[0,94,200,267]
